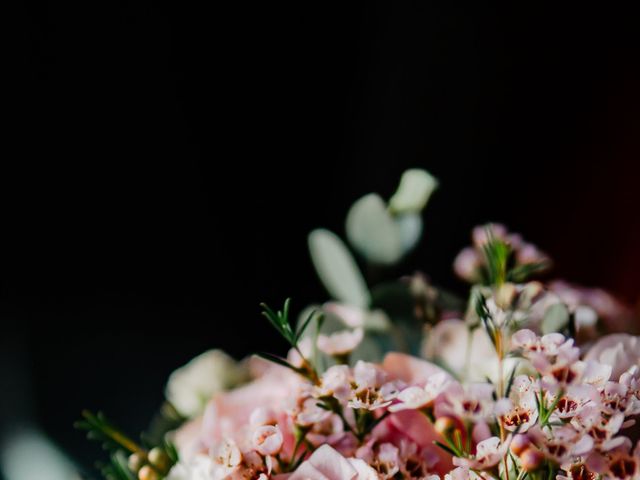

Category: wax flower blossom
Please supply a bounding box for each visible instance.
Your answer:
[318,328,365,358]
[77,171,640,480]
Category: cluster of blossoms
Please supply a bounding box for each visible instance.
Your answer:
[82,214,638,480]
[165,291,640,480]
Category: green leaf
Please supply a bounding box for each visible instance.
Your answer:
[256,352,299,372]
[308,229,370,307]
[345,193,404,265]
[261,299,296,345]
[482,233,511,286]
[75,410,142,455]
[542,303,570,334]
[433,440,459,457]
[295,309,318,344]
[389,169,439,214]
[508,261,550,283]
[505,365,518,397]
[394,213,423,253]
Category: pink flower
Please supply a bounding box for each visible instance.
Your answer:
[528,425,594,464]
[438,382,495,423]
[199,362,301,451]
[294,398,332,427]
[348,361,400,411]
[318,365,353,403]
[376,410,452,475]
[550,385,600,420]
[453,436,510,470]
[453,247,482,282]
[382,352,452,386]
[389,372,451,413]
[252,425,284,456]
[318,328,364,357]
[572,406,626,452]
[250,407,278,427]
[512,329,566,356]
[584,334,640,382]
[289,444,359,480]
[549,281,635,333]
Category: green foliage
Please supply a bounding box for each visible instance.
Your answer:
[482,233,511,286]
[261,298,316,348]
[98,451,136,480]
[75,410,142,455]
[259,299,321,382]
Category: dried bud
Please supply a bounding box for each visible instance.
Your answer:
[520,447,545,472]
[510,434,531,457]
[128,452,146,473]
[138,465,159,480]
[148,447,170,473]
[434,416,457,436]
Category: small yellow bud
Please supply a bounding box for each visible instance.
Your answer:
[148,447,170,473]
[138,465,159,480]
[127,452,146,473]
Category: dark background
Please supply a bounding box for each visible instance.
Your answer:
[7,1,640,473]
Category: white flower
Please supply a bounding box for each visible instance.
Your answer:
[453,437,511,470]
[584,334,640,382]
[296,398,332,427]
[512,329,566,356]
[319,365,353,403]
[168,444,242,480]
[389,372,450,412]
[165,350,246,418]
[423,318,503,383]
[166,455,215,480]
[290,444,359,480]
[252,425,283,456]
[318,328,364,356]
[550,384,600,420]
[349,361,399,411]
[440,382,495,423]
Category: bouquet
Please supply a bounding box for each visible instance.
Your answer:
[78,170,640,480]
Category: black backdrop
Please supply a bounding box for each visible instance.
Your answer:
[8,1,640,470]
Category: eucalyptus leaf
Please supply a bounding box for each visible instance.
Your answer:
[388,169,438,214]
[394,213,423,253]
[345,193,404,265]
[542,303,570,334]
[308,229,370,308]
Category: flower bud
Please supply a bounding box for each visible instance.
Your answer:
[434,416,457,436]
[128,452,146,473]
[252,425,283,456]
[138,465,159,480]
[520,447,545,472]
[510,434,531,457]
[148,447,170,473]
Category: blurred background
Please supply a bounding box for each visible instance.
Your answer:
[6,1,640,478]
